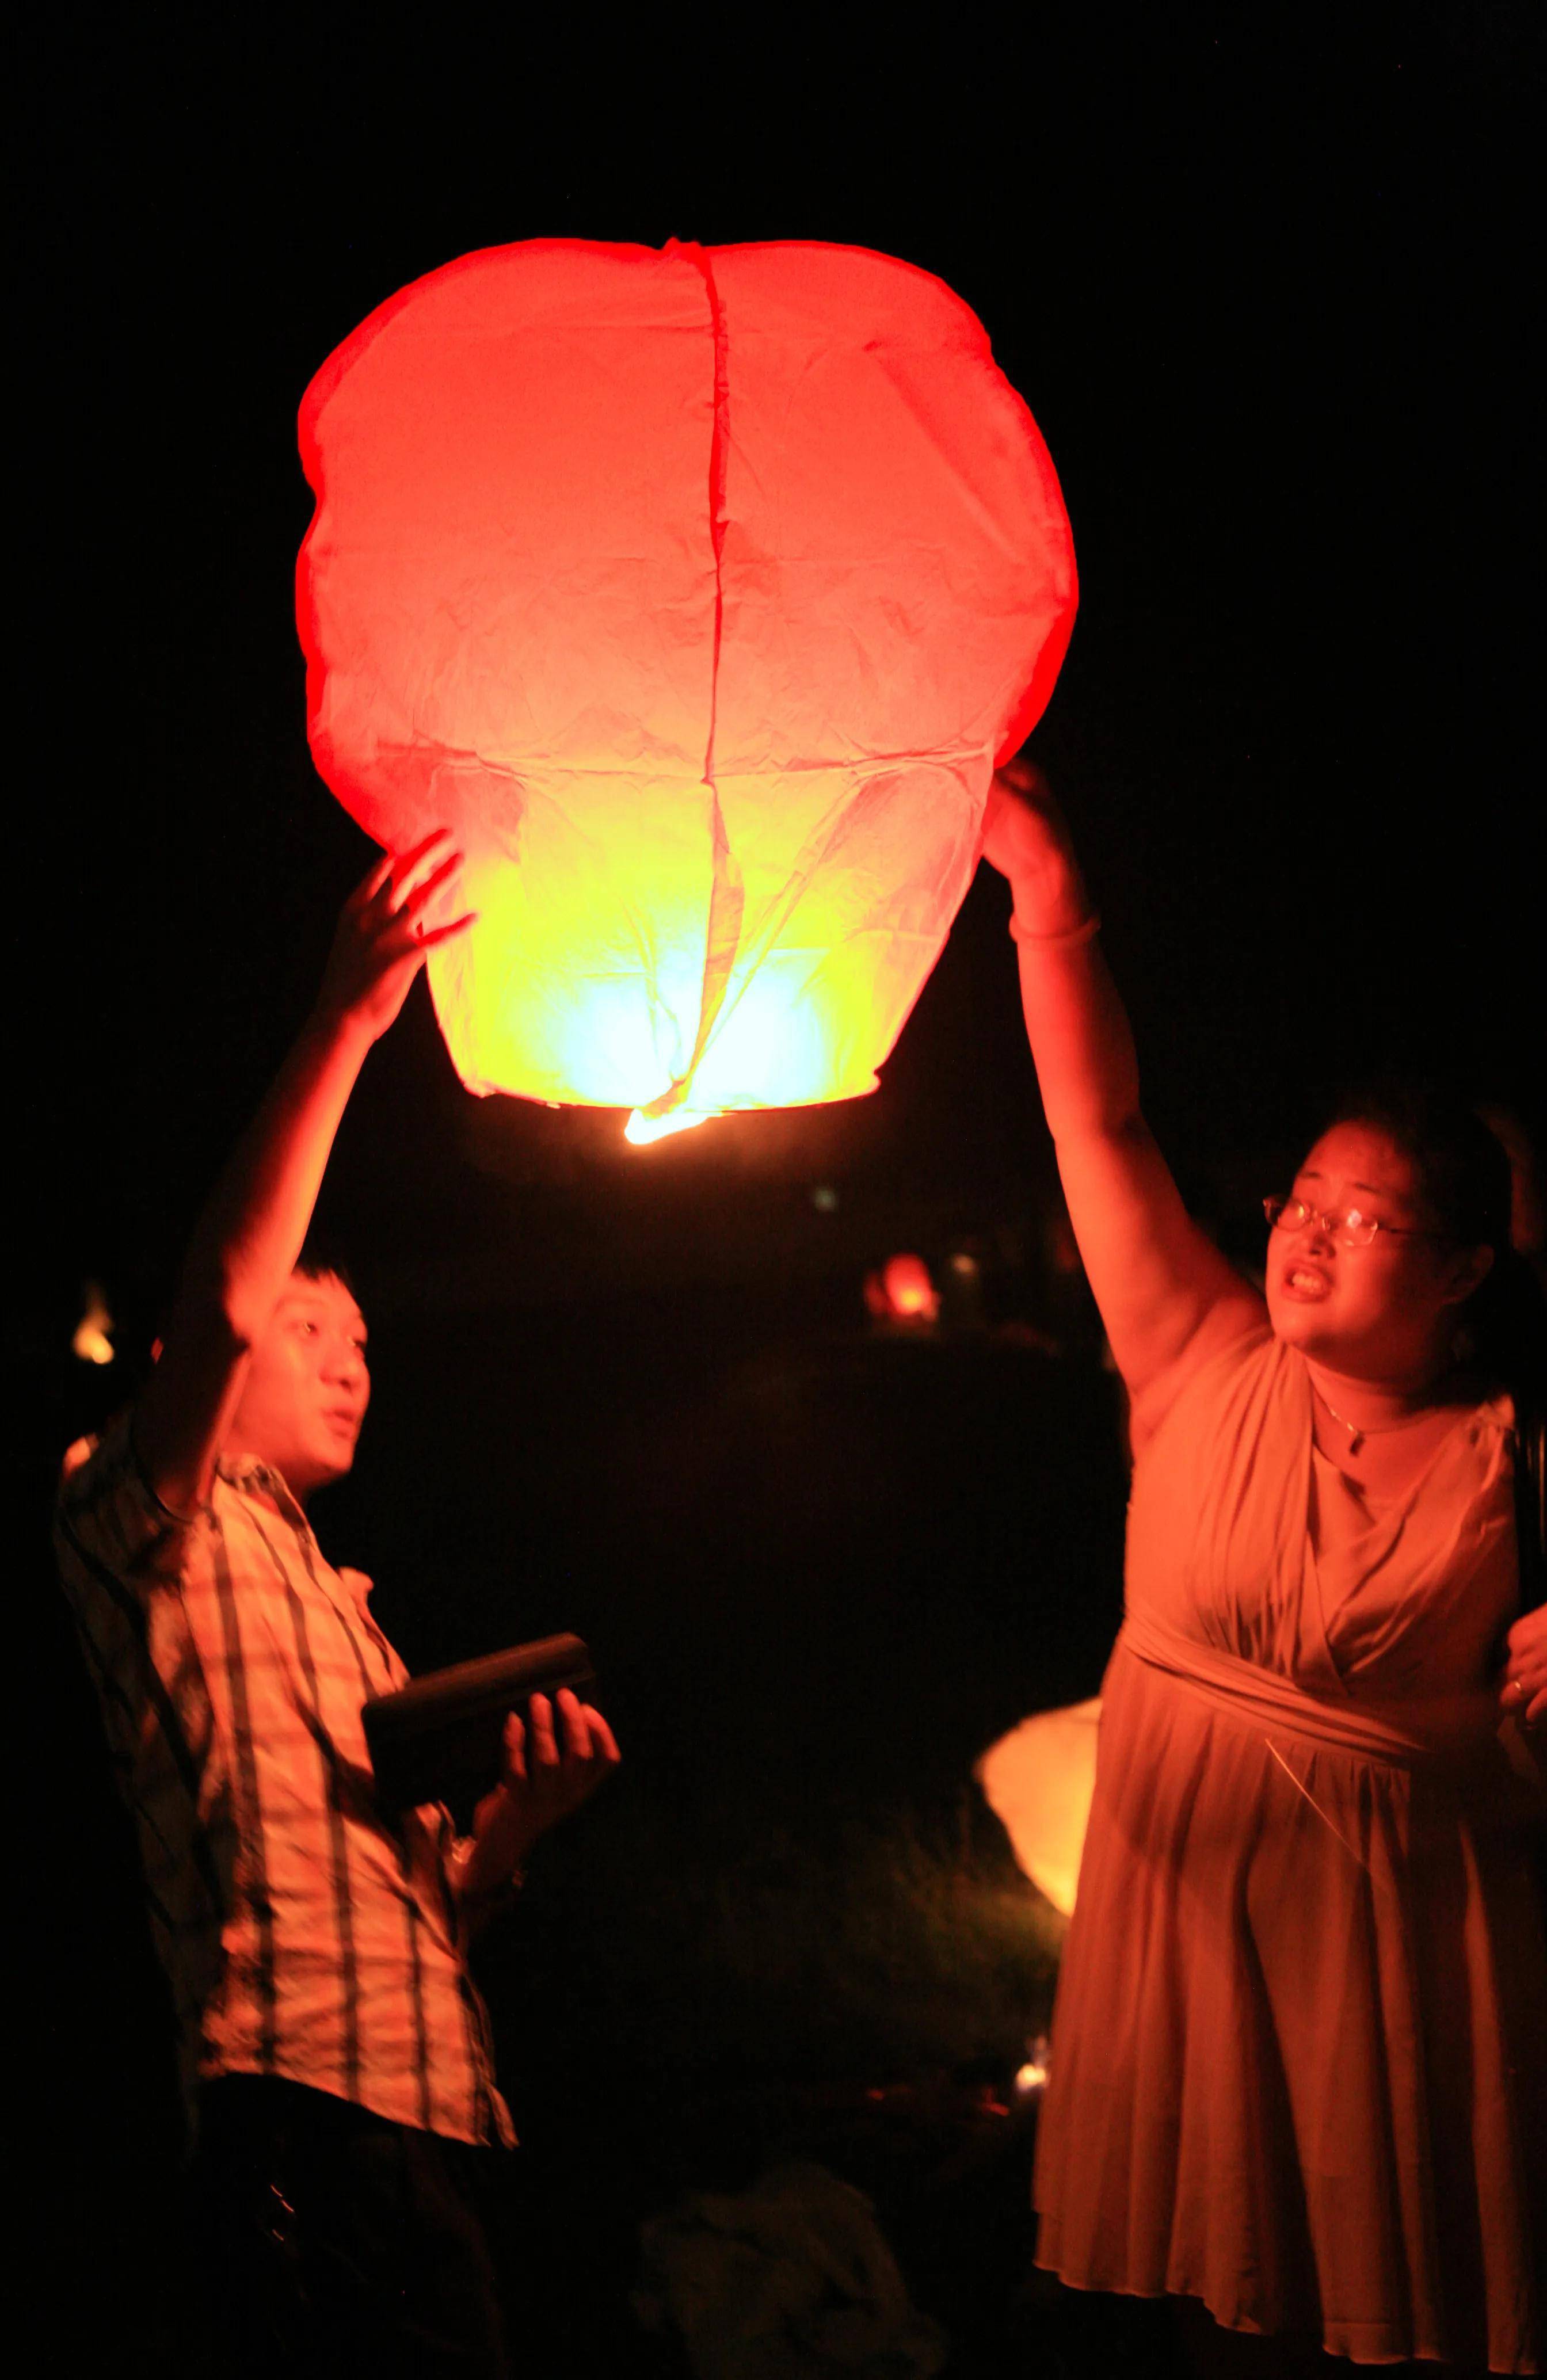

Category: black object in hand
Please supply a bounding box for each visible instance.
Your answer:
[361,1633,596,1811]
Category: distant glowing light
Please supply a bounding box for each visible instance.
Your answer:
[1014,2046,1051,2096]
[298,238,1076,1139]
[878,1253,939,1322]
[73,1283,115,1367]
[863,1253,942,1324]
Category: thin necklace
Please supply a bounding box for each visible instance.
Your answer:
[1311,1381,1430,1456]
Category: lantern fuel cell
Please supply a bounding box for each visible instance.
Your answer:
[298,238,1077,1128]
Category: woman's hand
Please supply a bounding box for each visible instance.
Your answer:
[1499,1604,1547,1729]
[980,757,1092,934]
[314,829,477,1045]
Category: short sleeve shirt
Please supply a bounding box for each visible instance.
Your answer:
[54,1412,515,2153]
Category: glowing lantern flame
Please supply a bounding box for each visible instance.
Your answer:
[298,239,1076,1129]
[623,1106,712,1147]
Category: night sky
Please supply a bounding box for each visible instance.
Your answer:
[21,7,1542,2361]
[29,13,1540,1334]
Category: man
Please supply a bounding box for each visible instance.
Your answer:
[55,832,619,2377]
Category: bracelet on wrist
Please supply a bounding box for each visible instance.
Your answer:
[1009,908,1101,949]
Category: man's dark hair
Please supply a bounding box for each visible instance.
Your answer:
[294,1235,361,1306]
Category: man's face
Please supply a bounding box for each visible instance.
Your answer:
[224,1271,370,1501]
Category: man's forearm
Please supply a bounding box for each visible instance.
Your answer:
[178,1004,375,1340]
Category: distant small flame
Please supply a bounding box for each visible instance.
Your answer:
[73,1283,115,1366]
[624,1107,715,1146]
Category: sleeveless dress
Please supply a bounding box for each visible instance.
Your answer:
[1032,1325,1546,2371]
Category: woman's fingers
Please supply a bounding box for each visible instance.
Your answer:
[993,755,1051,803]
[1500,1608,1547,1725]
[1505,1608,1547,1659]
[1500,1665,1546,1724]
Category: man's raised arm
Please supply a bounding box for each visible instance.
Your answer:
[134,832,474,1516]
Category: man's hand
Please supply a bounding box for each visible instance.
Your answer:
[461,1691,622,1916]
[315,829,477,1046]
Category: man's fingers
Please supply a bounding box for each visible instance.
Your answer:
[400,851,464,917]
[555,1688,604,1752]
[357,851,397,906]
[579,1706,621,1767]
[414,911,479,952]
[528,1692,560,1767]
[389,827,456,898]
[550,1690,621,1778]
[367,827,454,913]
[501,1709,527,1783]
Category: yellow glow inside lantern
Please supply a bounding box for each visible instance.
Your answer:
[298,239,1076,1128]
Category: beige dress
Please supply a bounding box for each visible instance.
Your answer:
[1032,1325,1545,2370]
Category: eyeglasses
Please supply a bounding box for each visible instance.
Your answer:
[1263,1196,1445,1249]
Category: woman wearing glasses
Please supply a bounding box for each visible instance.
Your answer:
[980,757,1545,2377]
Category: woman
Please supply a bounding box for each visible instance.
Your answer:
[980,757,1545,2375]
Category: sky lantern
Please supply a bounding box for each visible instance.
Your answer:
[298,239,1076,1138]
[976,1698,1103,1918]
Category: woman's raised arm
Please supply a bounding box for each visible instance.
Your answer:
[982,758,1263,1448]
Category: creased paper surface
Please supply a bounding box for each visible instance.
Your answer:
[298,238,1077,1117]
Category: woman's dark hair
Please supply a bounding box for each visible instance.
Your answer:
[1323,1079,1547,1410]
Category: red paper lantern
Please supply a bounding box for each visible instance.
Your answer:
[298,239,1076,1136]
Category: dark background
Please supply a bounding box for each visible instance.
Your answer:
[20,6,1541,2371]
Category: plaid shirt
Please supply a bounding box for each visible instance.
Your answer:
[55,1413,515,2154]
